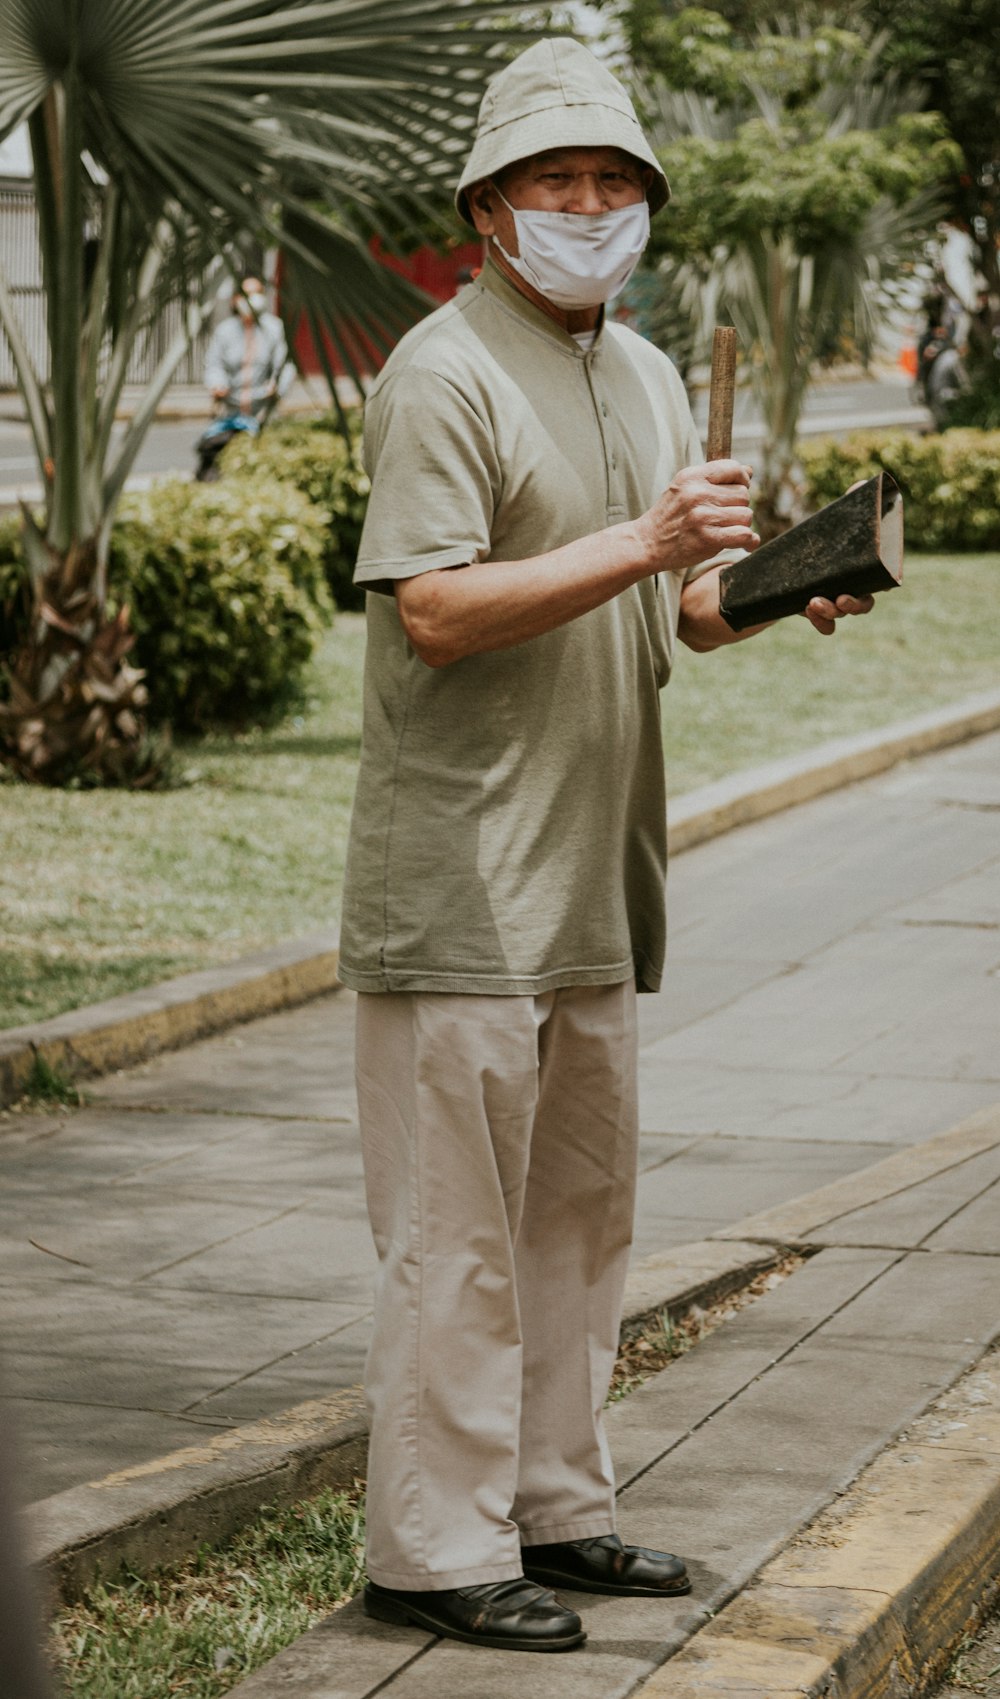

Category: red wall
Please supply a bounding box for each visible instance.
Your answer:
[290,238,484,378]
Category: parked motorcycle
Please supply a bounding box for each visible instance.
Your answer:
[193,400,273,482]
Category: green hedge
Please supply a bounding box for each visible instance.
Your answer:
[0,479,333,733]
[111,477,333,730]
[223,418,369,610]
[800,429,1000,550]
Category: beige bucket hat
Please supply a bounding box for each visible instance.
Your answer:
[456,38,670,225]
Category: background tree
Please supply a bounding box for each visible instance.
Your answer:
[0,0,531,786]
[620,10,956,533]
[619,0,1000,299]
[609,0,1000,444]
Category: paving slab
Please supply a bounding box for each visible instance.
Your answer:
[10,1400,236,1500]
[638,1055,1000,1145]
[87,999,359,1121]
[645,920,1000,1080]
[899,859,1000,927]
[184,1322,372,1422]
[716,1103,1000,1243]
[641,1350,1000,1699]
[229,1239,1000,1697]
[926,1180,1000,1253]
[800,1142,1000,1248]
[632,1134,897,1230]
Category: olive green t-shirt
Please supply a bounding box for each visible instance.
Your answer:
[338,261,714,996]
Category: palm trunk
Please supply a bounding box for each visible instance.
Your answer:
[0,528,160,786]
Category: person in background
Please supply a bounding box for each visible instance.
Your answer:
[203,277,294,420]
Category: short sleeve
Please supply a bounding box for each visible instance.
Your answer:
[354,366,500,594]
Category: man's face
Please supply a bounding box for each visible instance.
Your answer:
[469,146,648,258]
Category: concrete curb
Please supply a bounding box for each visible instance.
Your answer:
[5,690,1000,1115]
[666,687,1000,856]
[0,931,340,1111]
[637,1346,1000,1698]
[28,1238,782,1603]
[713,1102,1000,1249]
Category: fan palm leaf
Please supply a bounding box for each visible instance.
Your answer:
[0,0,537,782]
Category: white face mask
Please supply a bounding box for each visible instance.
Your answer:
[492,189,650,310]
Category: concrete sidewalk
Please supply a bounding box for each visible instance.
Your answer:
[2,729,997,1513]
[229,1122,1000,1698]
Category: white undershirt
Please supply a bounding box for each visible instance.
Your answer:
[571,329,598,353]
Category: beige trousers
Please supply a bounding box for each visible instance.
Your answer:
[355,981,639,1590]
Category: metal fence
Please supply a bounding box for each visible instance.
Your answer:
[0,179,212,392]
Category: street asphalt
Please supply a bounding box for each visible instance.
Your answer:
[0,372,931,495]
[1,729,997,1508]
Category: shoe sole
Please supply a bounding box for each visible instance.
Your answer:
[522,1565,693,1598]
[363,1591,586,1652]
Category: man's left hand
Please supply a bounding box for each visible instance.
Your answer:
[803,593,875,636]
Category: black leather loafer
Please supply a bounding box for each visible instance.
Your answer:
[521,1532,691,1597]
[363,1576,586,1652]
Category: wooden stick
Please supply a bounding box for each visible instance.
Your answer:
[706,326,738,460]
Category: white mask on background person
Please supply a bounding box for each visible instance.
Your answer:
[246,292,267,313]
[492,189,650,309]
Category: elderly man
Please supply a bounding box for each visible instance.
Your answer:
[338,37,872,1655]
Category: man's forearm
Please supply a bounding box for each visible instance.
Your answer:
[395,520,656,668]
[394,459,758,667]
[678,562,878,647]
[678,567,770,651]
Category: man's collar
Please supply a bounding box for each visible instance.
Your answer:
[477,258,604,354]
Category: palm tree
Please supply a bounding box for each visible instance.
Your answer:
[639,34,949,537]
[0,0,529,783]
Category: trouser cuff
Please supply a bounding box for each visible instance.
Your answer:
[519,1516,617,1547]
[366,1556,524,1592]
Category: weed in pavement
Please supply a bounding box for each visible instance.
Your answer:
[53,1487,365,1699]
[939,1602,1000,1696]
[608,1256,807,1402]
[20,1055,83,1108]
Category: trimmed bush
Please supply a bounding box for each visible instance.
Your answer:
[800,429,1000,550]
[110,477,333,731]
[0,479,333,732]
[223,417,370,610]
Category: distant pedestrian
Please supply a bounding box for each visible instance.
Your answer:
[203,278,294,420]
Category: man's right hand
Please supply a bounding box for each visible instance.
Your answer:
[638,460,759,573]
[211,387,230,402]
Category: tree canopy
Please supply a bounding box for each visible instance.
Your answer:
[624,10,958,532]
[608,0,1000,290]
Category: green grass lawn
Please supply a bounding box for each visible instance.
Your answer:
[2,551,997,1031]
[663,550,999,791]
[53,1488,365,1699]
